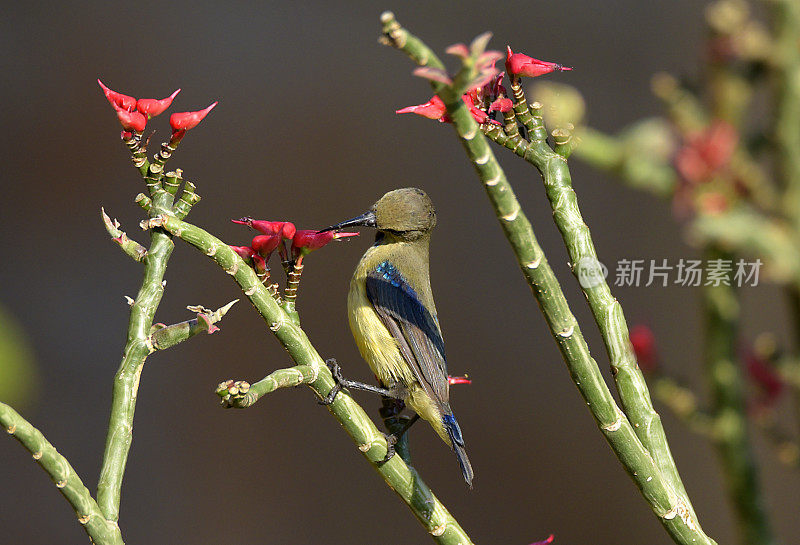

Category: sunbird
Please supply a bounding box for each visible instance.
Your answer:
[322,187,473,487]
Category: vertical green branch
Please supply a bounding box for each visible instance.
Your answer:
[379,13,716,545]
[96,190,175,522]
[509,89,698,519]
[772,0,800,233]
[704,247,774,545]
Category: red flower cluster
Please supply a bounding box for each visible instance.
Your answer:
[674,120,738,185]
[397,45,571,126]
[98,79,216,138]
[230,217,358,266]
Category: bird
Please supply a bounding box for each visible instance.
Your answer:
[322,187,473,487]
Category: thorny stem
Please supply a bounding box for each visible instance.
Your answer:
[0,403,124,545]
[380,12,715,545]
[148,301,237,351]
[96,139,203,523]
[101,208,147,262]
[96,191,175,523]
[703,247,774,545]
[147,213,476,545]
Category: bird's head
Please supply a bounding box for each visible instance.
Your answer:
[321,188,436,239]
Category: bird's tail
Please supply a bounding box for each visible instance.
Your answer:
[443,413,474,488]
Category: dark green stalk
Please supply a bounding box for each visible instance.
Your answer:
[772,0,800,232]
[379,13,715,544]
[1,402,124,545]
[773,0,800,454]
[149,214,475,545]
[96,191,175,522]
[784,288,800,436]
[703,247,773,545]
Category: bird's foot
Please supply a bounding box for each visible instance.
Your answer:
[319,358,397,405]
[319,359,344,405]
[379,432,399,464]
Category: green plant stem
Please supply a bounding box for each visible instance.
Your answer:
[784,288,800,436]
[96,191,175,523]
[507,82,699,520]
[703,247,774,545]
[1,402,124,545]
[102,208,148,262]
[217,364,317,408]
[772,0,800,233]
[148,213,475,545]
[148,300,237,351]
[379,12,715,545]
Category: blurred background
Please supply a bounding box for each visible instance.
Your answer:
[1,1,796,544]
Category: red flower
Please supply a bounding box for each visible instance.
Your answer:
[396,95,447,121]
[630,325,657,373]
[97,79,137,111]
[231,218,296,240]
[489,97,513,113]
[462,94,501,125]
[113,105,147,133]
[448,375,472,385]
[251,234,282,258]
[397,94,501,125]
[230,245,256,263]
[291,230,358,260]
[136,89,181,118]
[170,102,218,133]
[505,46,572,79]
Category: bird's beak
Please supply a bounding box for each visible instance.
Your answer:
[319,210,377,232]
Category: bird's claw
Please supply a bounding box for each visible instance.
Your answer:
[319,358,344,405]
[379,433,398,464]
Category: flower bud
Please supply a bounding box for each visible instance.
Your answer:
[505,46,572,79]
[136,89,181,118]
[98,79,137,111]
[114,105,147,133]
[170,101,218,133]
[251,234,282,258]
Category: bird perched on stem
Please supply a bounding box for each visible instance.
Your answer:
[321,187,473,487]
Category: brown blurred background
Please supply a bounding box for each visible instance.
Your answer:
[1,1,797,544]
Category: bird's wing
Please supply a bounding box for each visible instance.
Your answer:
[365,260,449,405]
